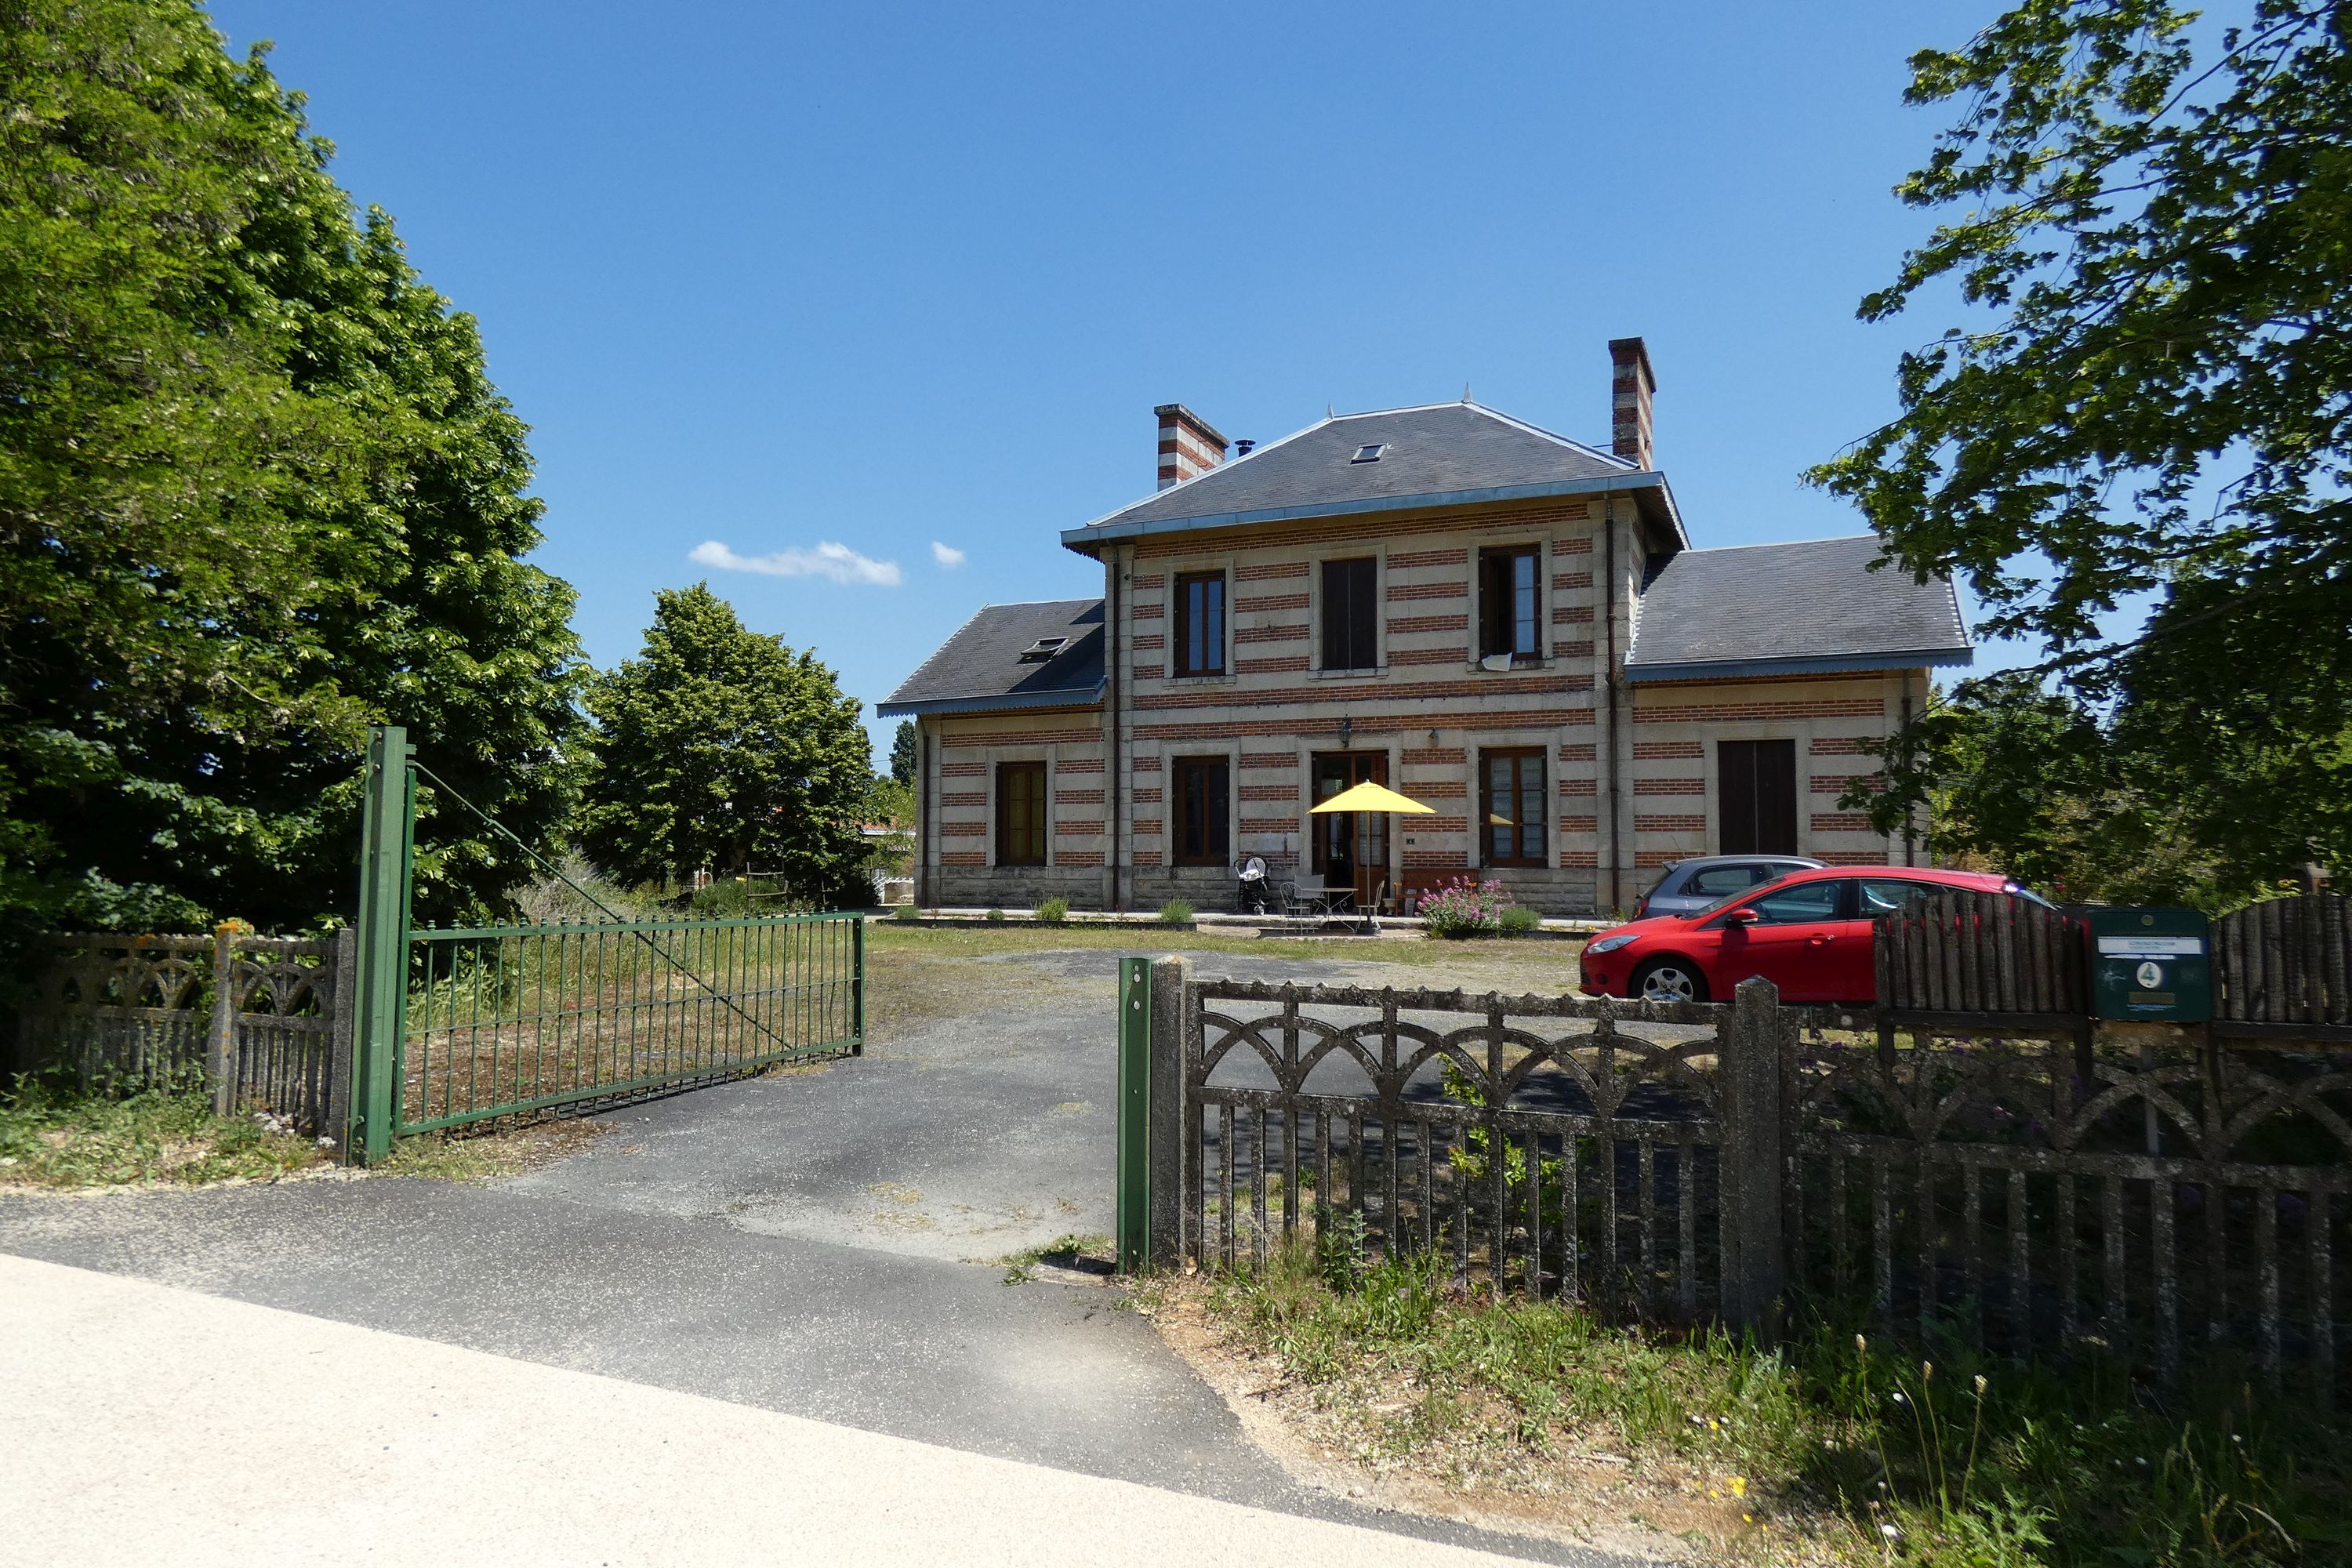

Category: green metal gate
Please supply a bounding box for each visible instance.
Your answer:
[350,726,864,1160]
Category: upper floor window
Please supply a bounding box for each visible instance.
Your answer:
[1320,557,1377,672]
[1174,572,1225,677]
[1478,546,1541,662]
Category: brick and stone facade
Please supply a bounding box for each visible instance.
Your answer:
[885,346,1969,916]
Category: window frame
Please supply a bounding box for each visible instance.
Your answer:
[1477,546,1542,663]
[1479,746,1548,869]
[1319,556,1379,673]
[994,760,1047,867]
[1172,570,1227,678]
[1171,755,1231,867]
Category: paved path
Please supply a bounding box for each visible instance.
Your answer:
[0,1254,1531,1566]
[0,948,1632,1566]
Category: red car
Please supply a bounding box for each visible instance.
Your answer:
[1577,866,2049,1004]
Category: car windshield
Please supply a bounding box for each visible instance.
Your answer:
[1679,871,1802,919]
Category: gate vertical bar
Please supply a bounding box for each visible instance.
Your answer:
[852,913,867,1054]
[352,725,414,1163]
[1116,955,1152,1272]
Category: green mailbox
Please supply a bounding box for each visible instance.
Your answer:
[2089,906,2212,1022]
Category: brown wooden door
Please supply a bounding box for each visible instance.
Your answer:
[1718,739,1797,856]
[1311,753,1388,908]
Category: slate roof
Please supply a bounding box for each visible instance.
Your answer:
[876,599,1105,717]
[1626,535,1972,682]
[1066,401,1682,546]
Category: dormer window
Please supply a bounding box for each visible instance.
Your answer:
[1018,636,1069,663]
[1351,444,1387,463]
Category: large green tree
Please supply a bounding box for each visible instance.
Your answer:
[1812,1,2352,898]
[1,0,583,940]
[889,719,918,786]
[579,585,875,906]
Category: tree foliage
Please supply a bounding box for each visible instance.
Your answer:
[1813,1,2352,894]
[579,586,876,906]
[0,0,583,941]
[889,718,918,786]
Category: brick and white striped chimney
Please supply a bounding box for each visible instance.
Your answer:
[1608,337,1656,470]
[1155,404,1228,491]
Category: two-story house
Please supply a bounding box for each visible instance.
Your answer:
[878,339,1972,916]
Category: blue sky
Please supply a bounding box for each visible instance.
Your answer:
[205,0,1999,759]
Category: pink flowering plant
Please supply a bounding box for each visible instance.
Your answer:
[1416,875,1515,938]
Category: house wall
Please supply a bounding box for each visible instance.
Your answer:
[910,499,1919,915]
[919,706,1108,909]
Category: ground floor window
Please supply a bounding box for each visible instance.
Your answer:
[1717,739,1797,856]
[996,761,1046,866]
[1481,748,1547,866]
[1173,756,1230,866]
[1310,752,1388,903]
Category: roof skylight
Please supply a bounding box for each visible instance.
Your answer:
[1351,444,1387,463]
[1018,636,1070,663]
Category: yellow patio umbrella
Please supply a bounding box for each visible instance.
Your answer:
[1308,780,1437,816]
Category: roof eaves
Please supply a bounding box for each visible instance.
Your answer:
[875,681,1108,719]
[1624,648,1976,684]
[1062,472,1670,553]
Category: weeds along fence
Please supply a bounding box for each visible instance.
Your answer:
[387,913,864,1135]
[13,931,352,1140]
[1150,957,2352,1403]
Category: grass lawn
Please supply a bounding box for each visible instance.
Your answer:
[1148,1241,2338,1566]
[864,921,1588,1036]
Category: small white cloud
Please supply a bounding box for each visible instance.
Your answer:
[930,541,967,568]
[690,539,902,586]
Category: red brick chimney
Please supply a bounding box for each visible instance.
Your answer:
[1155,404,1228,491]
[1608,338,1656,470]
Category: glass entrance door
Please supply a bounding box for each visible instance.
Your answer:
[1311,753,1389,909]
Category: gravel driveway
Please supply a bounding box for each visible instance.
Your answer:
[0,939,1633,1567]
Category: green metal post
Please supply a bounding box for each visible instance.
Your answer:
[352,725,414,1163]
[1116,955,1152,1272]
[852,915,867,1055]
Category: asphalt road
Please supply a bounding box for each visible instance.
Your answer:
[0,946,1636,1567]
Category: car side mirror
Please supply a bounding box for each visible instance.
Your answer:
[1722,907,1759,927]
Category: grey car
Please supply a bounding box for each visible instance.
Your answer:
[1633,855,1825,919]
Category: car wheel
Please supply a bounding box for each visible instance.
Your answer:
[1630,958,1708,1004]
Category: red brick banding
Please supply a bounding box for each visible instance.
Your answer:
[1556,535,1593,555]
[1128,500,1591,559]
[1561,850,1599,868]
[1236,655,1310,675]
[1408,779,1467,799]
[1239,816,1297,833]
[1131,786,1161,804]
[1132,757,1162,772]
[1559,742,1597,761]
[1236,593,1309,614]
[1810,813,1875,833]
[1551,571,1594,591]
[1132,633,1164,652]
[940,822,986,837]
[1057,757,1102,775]
[941,761,985,777]
[1402,747,1465,765]
[1388,648,1465,666]
[1137,707,1593,741]
[939,791,984,807]
[1636,778,1705,796]
[1058,850,1105,866]
[1054,789,1103,805]
[1134,818,1162,836]
[1134,664,1164,680]
[1388,546,1468,568]
[1634,698,1884,723]
[1811,774,1882,794]
[1239,752,1294,769]
[1809,735,1882,755]
[1234,623,1308,644]
[1388,613,1468,634]
[1239,784,1296,802]
[1633,741,1704,760]
[1234,561,1309,581]
[1552,604,1595,624]
[1388,581,1467,602]
[942,726,1101,747]
[1058,820,1105,836]
[1635,815,1706,832]
[1552,641,1595,659]
[1136,674,1591,713]
[1132,849,1163,866]
[1132,603,1163,619]
[1558,779,1597,797]
[1559,815,1597,833]
[941,851,985,866]
[1130,574,1163,590]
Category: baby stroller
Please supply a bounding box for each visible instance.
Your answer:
[1236,855,1272,914]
